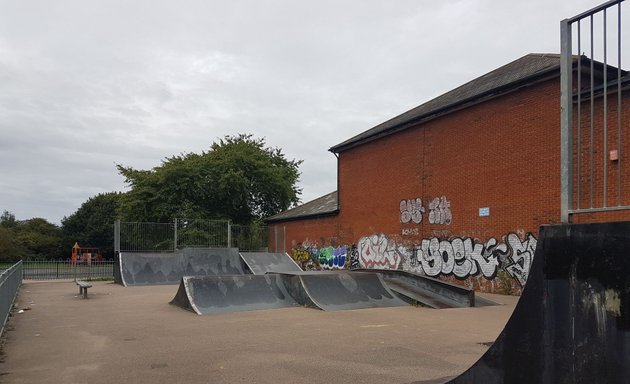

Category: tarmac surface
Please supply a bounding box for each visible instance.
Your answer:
[0,280,518,384]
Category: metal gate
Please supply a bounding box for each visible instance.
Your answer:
[560,0,630,222]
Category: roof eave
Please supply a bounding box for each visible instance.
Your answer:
[264,209,340,224]
[329,65,561,154]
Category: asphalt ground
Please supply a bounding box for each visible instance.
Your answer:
[0,280,519,384]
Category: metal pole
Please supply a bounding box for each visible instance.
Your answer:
[174,218,178,251]
[227,221,232,248]
[577,22,582,210]
[560,18,573,223]
[590,16,595,208]
[114,220,120,253]
[603,8,609,208]
[618,2,623,206]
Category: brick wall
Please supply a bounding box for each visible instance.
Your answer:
[268,76,630,293]
[336,78,563,243]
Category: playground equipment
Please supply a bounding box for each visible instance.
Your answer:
[71,242,103,265]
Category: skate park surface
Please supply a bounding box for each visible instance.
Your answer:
[0,280,517,384]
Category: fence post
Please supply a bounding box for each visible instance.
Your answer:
[114,220,121,253]
[228,220,232,248]
[174,218,178,251]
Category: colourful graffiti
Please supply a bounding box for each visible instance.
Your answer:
[290,248,319,270]
[291,231,536,291]
[357,234,402,269]
[318,246,347,269]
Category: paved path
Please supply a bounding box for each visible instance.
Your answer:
[0,280,518,384]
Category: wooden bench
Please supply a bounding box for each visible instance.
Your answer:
[77,280,92,299]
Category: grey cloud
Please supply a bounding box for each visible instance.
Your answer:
[0,0,607,223]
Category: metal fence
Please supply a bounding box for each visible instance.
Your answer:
[0,261,22,335]
[176,219,230,249]
[115,221,175,252]
[21,260,115,281]
[230,224,268,251]
[115,219,268,252]
[560,0,629,222]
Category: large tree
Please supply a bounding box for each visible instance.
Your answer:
[61,192,122,259]
[117,134,302,224]
[0,211,63,261]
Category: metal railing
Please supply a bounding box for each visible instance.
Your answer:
[0,261,22,335]
[21,260,115,281]
[560,0,629,222]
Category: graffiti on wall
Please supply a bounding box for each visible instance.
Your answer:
[357,234,402,269]
[291,245,348,270]
[400,198,425,224]
[504,233,537,286]
[428,196,452,225]
[290,231,536,290]
[318,246,347,269]
[290,248,314,270]
[393,233,536,286]
[349,245,360,270]
[400,196,452,226]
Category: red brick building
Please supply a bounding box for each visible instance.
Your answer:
[266,53,630,294]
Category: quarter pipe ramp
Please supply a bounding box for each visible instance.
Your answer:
[117,248,244,286]
[440,221,630,383]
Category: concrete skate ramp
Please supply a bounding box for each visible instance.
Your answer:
[117,248,244,286]
[239,252,302,275]
[281,271,408,311]
[437,221,630,384]
[357,269,488,309]
[170,275,299,315]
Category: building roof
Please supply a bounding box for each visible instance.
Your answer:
[265,191,338,223]
[330,53,566,153]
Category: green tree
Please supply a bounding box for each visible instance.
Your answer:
[0,210,17,228]
[0,211,63,261]
[117,134,302,224]
[61,192,122,259]
[15,218,64,259]
[0,227,27,262]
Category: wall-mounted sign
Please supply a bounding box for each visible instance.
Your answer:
[479,207,490,217]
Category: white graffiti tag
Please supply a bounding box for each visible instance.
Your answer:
[505,233,537,286]
[400,198,425,224]
[419,237,505,279]
[428,196,452,225]
[357,234,402,269]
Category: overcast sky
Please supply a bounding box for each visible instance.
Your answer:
[0,0,615,224]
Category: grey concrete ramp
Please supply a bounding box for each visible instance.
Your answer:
[117,248,244,286]
[281,271,408,311]
[239,252,302,275]
[170,275,299,315]
[437,221,630,384]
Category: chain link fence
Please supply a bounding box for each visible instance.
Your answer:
[115,219,268,252]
